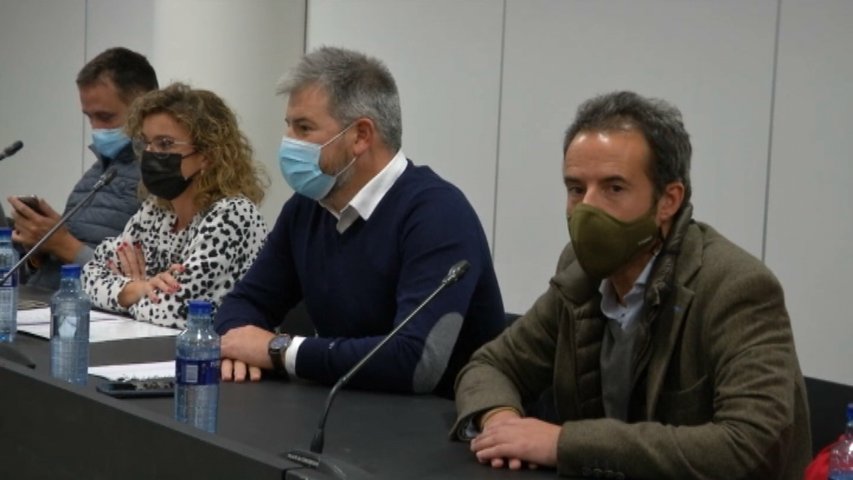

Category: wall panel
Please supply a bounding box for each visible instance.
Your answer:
[0,0,86,210]
[766,0,853,384]
[306,0,505,250]
[495,0,778,313]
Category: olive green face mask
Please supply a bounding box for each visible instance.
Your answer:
[567,203,658,279]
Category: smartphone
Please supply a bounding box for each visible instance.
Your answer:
[96,378,175,398]
[17,195,43,215]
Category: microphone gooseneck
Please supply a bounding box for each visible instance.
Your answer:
[305,260,471,455]
[0,167,118,285]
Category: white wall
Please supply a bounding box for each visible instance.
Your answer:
[1,0,850,385]
[495,0,777,311]
[0,0,86,210]
[306,0,505,250]
[147,0,306,223]
[765,0,853,385]
[82,0,155,171]
[0,0,306,225]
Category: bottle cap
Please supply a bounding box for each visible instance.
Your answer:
[60,264,81,278]
[188,299,213,317]
[0,227,11,240]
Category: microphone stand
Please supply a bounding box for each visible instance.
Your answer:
[283,260,470,480]
[0,167,117,368]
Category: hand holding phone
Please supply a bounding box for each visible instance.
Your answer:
[17,195,44,215]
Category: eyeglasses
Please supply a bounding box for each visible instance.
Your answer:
[132,136,195,159]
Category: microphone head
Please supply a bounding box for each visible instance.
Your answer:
[2,140,23,157]
[443,260,470,284]
[101,167,118,185]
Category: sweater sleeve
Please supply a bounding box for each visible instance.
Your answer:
[81,212,141,314]
[73,244,95,266]
[452,264,565,436]
[214,198,303,333]
[294,186,495,393]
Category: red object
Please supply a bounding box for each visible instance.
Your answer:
[805,437,843,480]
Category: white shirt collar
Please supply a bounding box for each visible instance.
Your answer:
[322,150,408,233]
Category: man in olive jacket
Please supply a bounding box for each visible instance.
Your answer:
[453,91,811,479]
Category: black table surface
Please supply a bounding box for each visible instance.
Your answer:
[1,290,556,479]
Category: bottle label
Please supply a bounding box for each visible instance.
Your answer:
[176,357,220,385]
[58,315,79,338]
[0,268,17,288]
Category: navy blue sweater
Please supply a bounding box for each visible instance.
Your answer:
[215,161,505,396]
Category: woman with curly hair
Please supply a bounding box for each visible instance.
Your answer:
[82,82,268,328]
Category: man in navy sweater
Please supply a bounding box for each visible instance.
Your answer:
[215,46,505,397]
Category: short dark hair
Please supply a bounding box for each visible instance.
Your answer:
[563,91,692,204]
[76,47,158,103]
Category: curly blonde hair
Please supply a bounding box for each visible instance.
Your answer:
[125,82,267,210]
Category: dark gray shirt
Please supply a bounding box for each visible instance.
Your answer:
[598,255,656,420]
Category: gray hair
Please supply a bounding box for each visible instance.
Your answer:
[563,91,692,204]
[277,46,402,151]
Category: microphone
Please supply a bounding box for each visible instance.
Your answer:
[93,166,118,189]
[0,140,23,161]
[284,260,471,479]
[0,167,118,286]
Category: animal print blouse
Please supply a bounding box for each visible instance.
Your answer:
[82,195,267,328]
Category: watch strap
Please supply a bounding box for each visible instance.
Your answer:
[268,333,291,376]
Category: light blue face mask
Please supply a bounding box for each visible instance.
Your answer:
[278,124,356,200]
[91,127,130,159]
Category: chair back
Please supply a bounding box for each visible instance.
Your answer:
[805,376,853,456]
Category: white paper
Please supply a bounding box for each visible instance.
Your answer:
[89,361,175,381]
[16,308,179,342]
[17,298,49,311]
[16,308,51,325]
[17,308,138,326]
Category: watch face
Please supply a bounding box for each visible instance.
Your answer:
[269,334,291,352]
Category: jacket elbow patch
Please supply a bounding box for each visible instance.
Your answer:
[411,312,463,393]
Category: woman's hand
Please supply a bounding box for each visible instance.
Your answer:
[111,241,147,280]
[109,240,186,308]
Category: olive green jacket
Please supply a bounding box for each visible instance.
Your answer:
[454,205,811,479]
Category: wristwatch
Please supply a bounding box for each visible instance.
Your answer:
[268,333,292,377]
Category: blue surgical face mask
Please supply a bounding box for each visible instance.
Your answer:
[92,127,130,159]
[278,124,356,200]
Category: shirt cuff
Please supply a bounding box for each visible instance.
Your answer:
[109,277,132,313]
[285,335,305,379]
[458,416,480,441]
[74,245,94,266]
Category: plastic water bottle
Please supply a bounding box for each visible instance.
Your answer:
[50,264,91,384]
[175,299,220,433]
[830,403,853,480]
[0,227,19,343]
